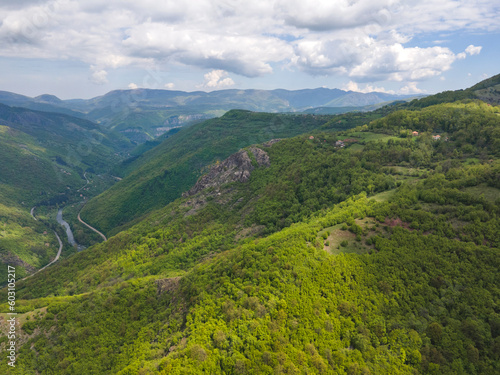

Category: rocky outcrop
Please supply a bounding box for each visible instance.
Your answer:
[0,252,37,274]
[184,147,270,197]
[155,277,181,295]
[262,138,282,147]
[248,147,270,167]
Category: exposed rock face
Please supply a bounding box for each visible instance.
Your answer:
[248,147,270,167]
[155,277,181,295]
[0,252,37,274]
[262,139,282,147]
[184,147,270,197]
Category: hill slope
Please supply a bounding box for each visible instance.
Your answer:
[407,73,500,108]
[1,96,499,374]
[80,110,338,235]
[0,105,134,280]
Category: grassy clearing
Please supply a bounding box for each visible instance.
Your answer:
[464,183,500,202]
[465,157,481,165]
[319,217,384,255]
[341,132,403,153]
[388,166,431,175]
[346,143,364,152]
[369,189,396,202]
[343,131,399,142]
[0,307,47,330]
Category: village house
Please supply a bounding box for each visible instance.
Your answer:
[432,135,441,140]
[335,140,345,147]
[412,131,419,136]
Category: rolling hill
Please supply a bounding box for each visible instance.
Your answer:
[0,74,499,374]
[0,88,420,144]
[79,111,339,235]
[1,91,499,373]
[77,75,500,236]
[0,104,132,173]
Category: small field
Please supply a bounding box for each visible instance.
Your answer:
[464,183,500,202]
[369,189,396,202]
[318,217,385,255]
[340,131,409,154]
[343,131,399,142]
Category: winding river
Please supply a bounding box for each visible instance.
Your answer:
[56,208,85,251]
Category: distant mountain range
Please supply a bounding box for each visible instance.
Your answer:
[0,88,421,143]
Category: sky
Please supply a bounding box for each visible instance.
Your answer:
[0,0,498,99]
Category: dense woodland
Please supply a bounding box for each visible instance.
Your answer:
[80,111,338,235]
[0,76,499,374]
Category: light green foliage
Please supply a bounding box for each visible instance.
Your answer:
[0,203,59,281]
[1,92,500,374]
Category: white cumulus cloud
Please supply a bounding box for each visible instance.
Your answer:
[90,67,108,85]
[465,44,482,56]
[457,44,482,59]
[294,36,458,82]
[201,70,235,89]
[343,81,395,94]
[399,82,425,95]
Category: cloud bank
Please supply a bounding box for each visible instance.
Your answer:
[0,0,496,89]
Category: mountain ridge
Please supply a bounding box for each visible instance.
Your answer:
[0,87,421,143]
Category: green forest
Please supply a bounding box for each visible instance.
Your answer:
[0,75,499,374]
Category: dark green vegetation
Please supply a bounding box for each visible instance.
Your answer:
[1,69,499,374]
[0,125,81,205]
[0,124,77,279]
[407,72,500,108]
[0,105,134,279]
[0,104,131,172]
[80,101,407,237]
[81,111,341,235]
[0,86,400,282]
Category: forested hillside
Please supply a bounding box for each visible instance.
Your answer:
[1,82,499,374]
[0,105,133,280]
[80,105,403,237]
[80,111,338,235]
[0,104,132,172]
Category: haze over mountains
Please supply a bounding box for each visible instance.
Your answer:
[0,88,420,144]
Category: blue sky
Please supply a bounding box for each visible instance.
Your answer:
[0,0,498,99]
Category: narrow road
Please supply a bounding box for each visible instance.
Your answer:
[22,231,63,280]
[77,171,90,192]
[25,205,62,279]
[78,211,107,242]
[39,231,63,270]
